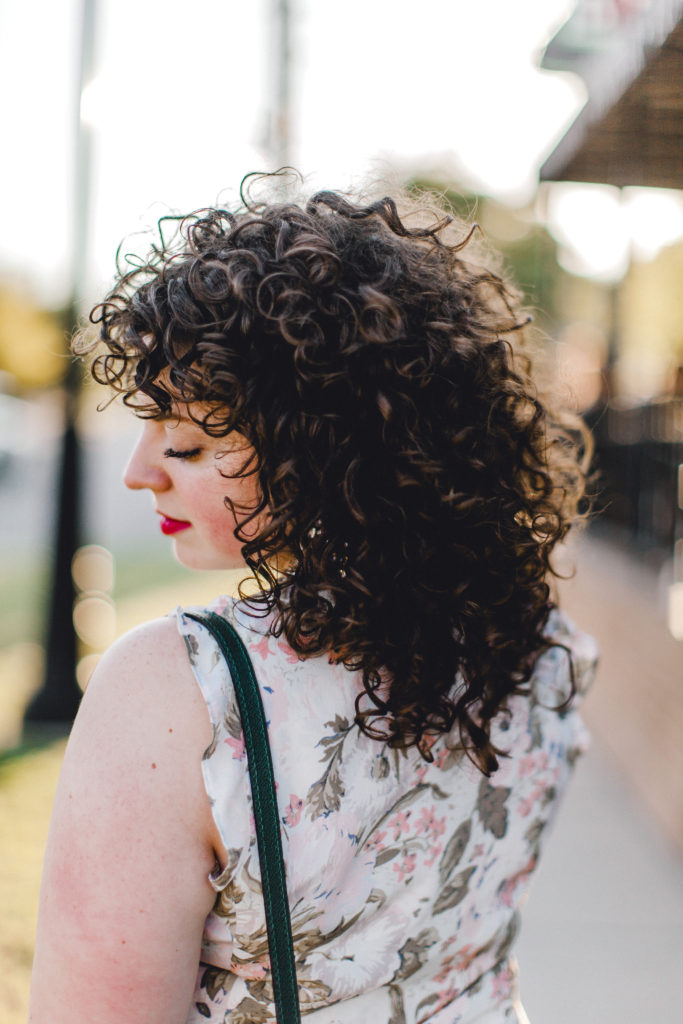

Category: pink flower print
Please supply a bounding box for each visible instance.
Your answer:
[431,816,446,840]
[230,956,271,980]
[416,805,437,835]
[433,955,455,984]
[277,640,301,665]
[498,855,536,908]
[393,851,417,883]
[283,794,303,827]
[435,748,450,770]
[517,795,534,818]
[416,806,446,842]
[498,878,516,908]
[224,734,246,760]
[251,636,272,661]
[366,829,387,853]
[490,965,514,1000]
[519,754,536,777]
[518,782,547,818]
[418,985,458,1023]
[388,810,411,840]
[453,944,479,971]
[417,732,439,760]
[425,841,443,868]
[415,764,428,783]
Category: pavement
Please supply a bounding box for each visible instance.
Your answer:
[516,525,683,1023]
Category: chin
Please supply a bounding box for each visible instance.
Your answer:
[171,544,244,573]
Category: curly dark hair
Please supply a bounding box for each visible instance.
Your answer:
[77,170,592,775]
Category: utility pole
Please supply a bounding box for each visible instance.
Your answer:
[270,0,292,169]
[24,0,98,726]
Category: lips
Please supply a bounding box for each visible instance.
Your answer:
[158,514,192,536]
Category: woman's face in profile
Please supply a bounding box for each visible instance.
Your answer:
[123,409,264,571]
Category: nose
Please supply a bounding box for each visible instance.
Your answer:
[123,423,172,492]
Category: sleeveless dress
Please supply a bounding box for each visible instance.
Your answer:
[176,595,598,1024]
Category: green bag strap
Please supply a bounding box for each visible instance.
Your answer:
[185,611,301,1024]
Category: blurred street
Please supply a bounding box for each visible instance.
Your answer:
[1,0,682,1020]
[517,526,683,1022]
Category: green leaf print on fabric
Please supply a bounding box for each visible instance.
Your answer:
[307,760,344,818]
[492,911,520,962]
[415,990,440,1021]
[528,708,544,750]
[392,928,439,981]
[182,632,200,660]
[438,819,472,886]
[307,716,354,819]
[433,865,476,914]
[227,996,273,1024]
[202,721,219,761]
[212,872,248,921]
[208,847,243,893]
[388,982,408,1024]
[375,847,401,866]
[222,701,243,746]
[178,601,596,1023]
[290,975,333,1009]
[359,782,430,850]
[477,777,511,838]
[200,964,233,1001]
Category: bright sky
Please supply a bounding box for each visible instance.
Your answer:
[1,0,680,305]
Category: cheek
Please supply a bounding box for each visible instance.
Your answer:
[201,476,264,543]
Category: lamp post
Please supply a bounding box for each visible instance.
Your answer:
[267,0,292,170]
[24,0,98,726]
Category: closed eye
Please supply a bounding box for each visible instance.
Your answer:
[163,447,202,459]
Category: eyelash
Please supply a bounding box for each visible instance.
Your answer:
[163,447,202,460]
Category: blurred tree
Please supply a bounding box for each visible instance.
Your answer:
[0,288,65,391]
[405,177,565,333]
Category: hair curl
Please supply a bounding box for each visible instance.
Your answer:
[77,170,592,775]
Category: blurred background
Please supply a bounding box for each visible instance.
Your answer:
[1,0,682,1021]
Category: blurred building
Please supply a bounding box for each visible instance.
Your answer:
[541,0,683,551]
[539,0,683,849]
[541,0,682,190]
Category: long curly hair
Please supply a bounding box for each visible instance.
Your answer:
[77,171,592,775]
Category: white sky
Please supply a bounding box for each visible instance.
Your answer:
[3,0,677,306]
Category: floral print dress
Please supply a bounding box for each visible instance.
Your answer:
[176,596,598,1024]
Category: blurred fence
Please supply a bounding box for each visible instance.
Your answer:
[587,398,683,550]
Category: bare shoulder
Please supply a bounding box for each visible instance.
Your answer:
[78,615,208,737]
[91,614,192,689]
[62,611,214,804]
[62,614,216,848]
[29,615,222,1023]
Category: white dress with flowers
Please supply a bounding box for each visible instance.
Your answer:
[176,596,598,1024]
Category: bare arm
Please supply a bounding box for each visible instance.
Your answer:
[28,616,225,1024]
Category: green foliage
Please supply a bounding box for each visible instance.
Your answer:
[405,176,565,331]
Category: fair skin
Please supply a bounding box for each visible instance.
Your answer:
[28,410,262,1023]
[124,412,265,571]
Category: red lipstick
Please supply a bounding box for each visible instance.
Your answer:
[159,515,191,536]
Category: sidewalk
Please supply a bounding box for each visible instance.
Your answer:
[556,525,683,851]
[517,741,683,1022]
[517,525,683,1022]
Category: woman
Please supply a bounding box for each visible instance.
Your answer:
[29,173,598,1023]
